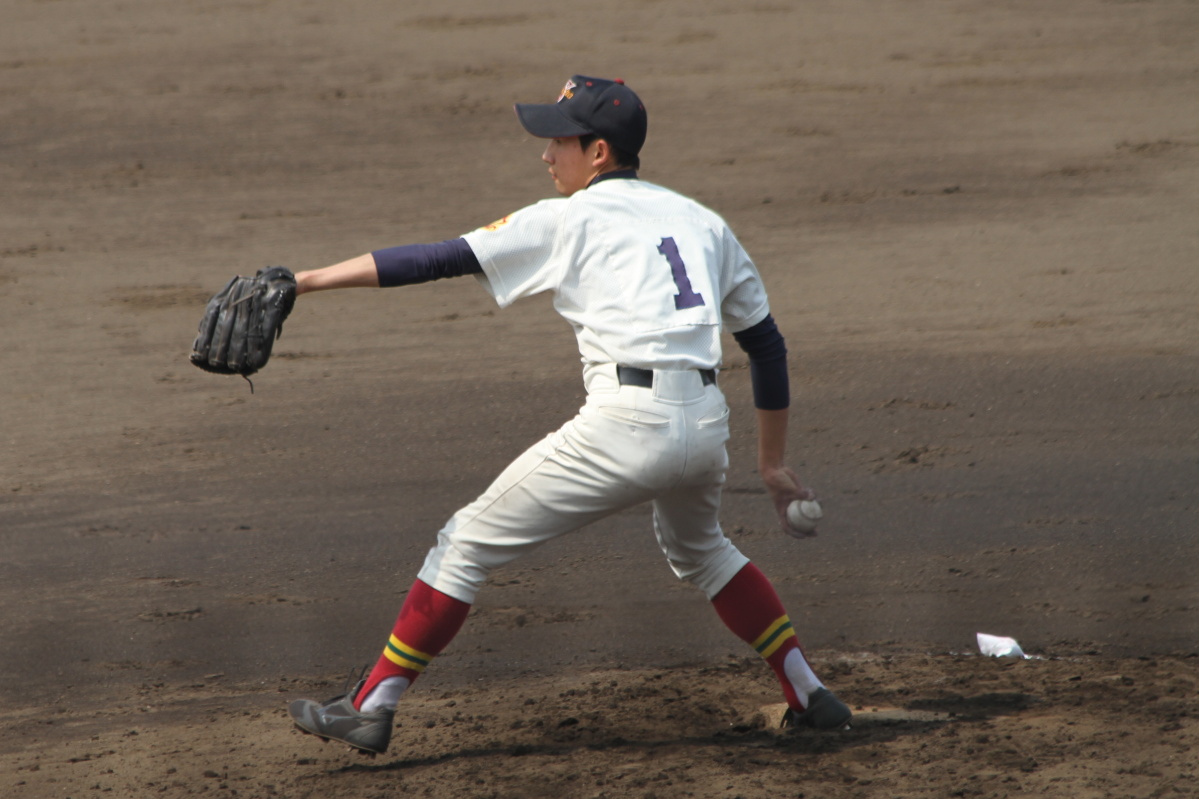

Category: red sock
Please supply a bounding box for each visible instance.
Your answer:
[711,563,812,711]
[354,579,471,710]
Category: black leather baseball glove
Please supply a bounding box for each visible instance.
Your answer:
[190,266,297,381]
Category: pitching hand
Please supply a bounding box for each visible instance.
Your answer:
[760,465,817,538]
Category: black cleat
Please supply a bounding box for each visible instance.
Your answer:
[780,687,853,730]
[289,680,394,755]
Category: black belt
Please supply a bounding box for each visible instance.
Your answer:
[616,365,716,388]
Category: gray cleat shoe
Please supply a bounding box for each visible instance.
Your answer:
[289,680,394,756]
[780,687,853,730]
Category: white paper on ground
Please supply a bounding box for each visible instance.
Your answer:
[976,632,1028,658]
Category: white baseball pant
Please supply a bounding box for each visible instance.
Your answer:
[417,363,750,603]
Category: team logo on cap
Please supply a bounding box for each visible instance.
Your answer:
[557,79,576,103]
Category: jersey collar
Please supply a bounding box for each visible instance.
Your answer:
[587,169,639,188]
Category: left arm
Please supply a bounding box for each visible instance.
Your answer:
[295,239,483,296]
[296,254,380,295]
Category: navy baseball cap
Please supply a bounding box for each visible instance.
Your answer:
[515,75,647,155]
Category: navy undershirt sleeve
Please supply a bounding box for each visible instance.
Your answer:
[732,314,790,410]
[372,238,482,287]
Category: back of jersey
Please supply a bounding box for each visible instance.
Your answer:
[463,178,770,371]
[555,179,769,371]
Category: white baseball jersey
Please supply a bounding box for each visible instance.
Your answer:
[461,178,770,372]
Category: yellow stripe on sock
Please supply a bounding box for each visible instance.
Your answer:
[750,616,790,651]
[750,615,797,659]
[758,624,796,659]
[383,634,434,672]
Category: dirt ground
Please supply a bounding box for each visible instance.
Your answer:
[2,1,1197,797]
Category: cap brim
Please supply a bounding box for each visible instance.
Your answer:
[514,103,592,139]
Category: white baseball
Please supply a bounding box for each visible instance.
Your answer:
[786,499,823,534]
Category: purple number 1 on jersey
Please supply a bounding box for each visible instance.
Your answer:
[657,237,706,310]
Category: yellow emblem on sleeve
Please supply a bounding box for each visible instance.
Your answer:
[482,215,512,231]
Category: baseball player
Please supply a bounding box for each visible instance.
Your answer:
[287,75,851,755]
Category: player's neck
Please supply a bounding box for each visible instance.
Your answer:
[587,167,638,188]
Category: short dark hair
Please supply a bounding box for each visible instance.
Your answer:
[578,133,640,171]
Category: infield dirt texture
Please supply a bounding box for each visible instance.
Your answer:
[2,1,1196,797]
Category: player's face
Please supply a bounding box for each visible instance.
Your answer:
[542,137,597,196]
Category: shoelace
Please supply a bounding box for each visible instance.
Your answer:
[322,663,370,705]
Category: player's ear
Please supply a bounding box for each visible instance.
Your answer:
[591,138,612,168]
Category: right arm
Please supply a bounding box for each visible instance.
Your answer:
[733,314,816,536]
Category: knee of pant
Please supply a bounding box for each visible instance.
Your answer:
[674,545,750,600]
[418,540,492,604]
